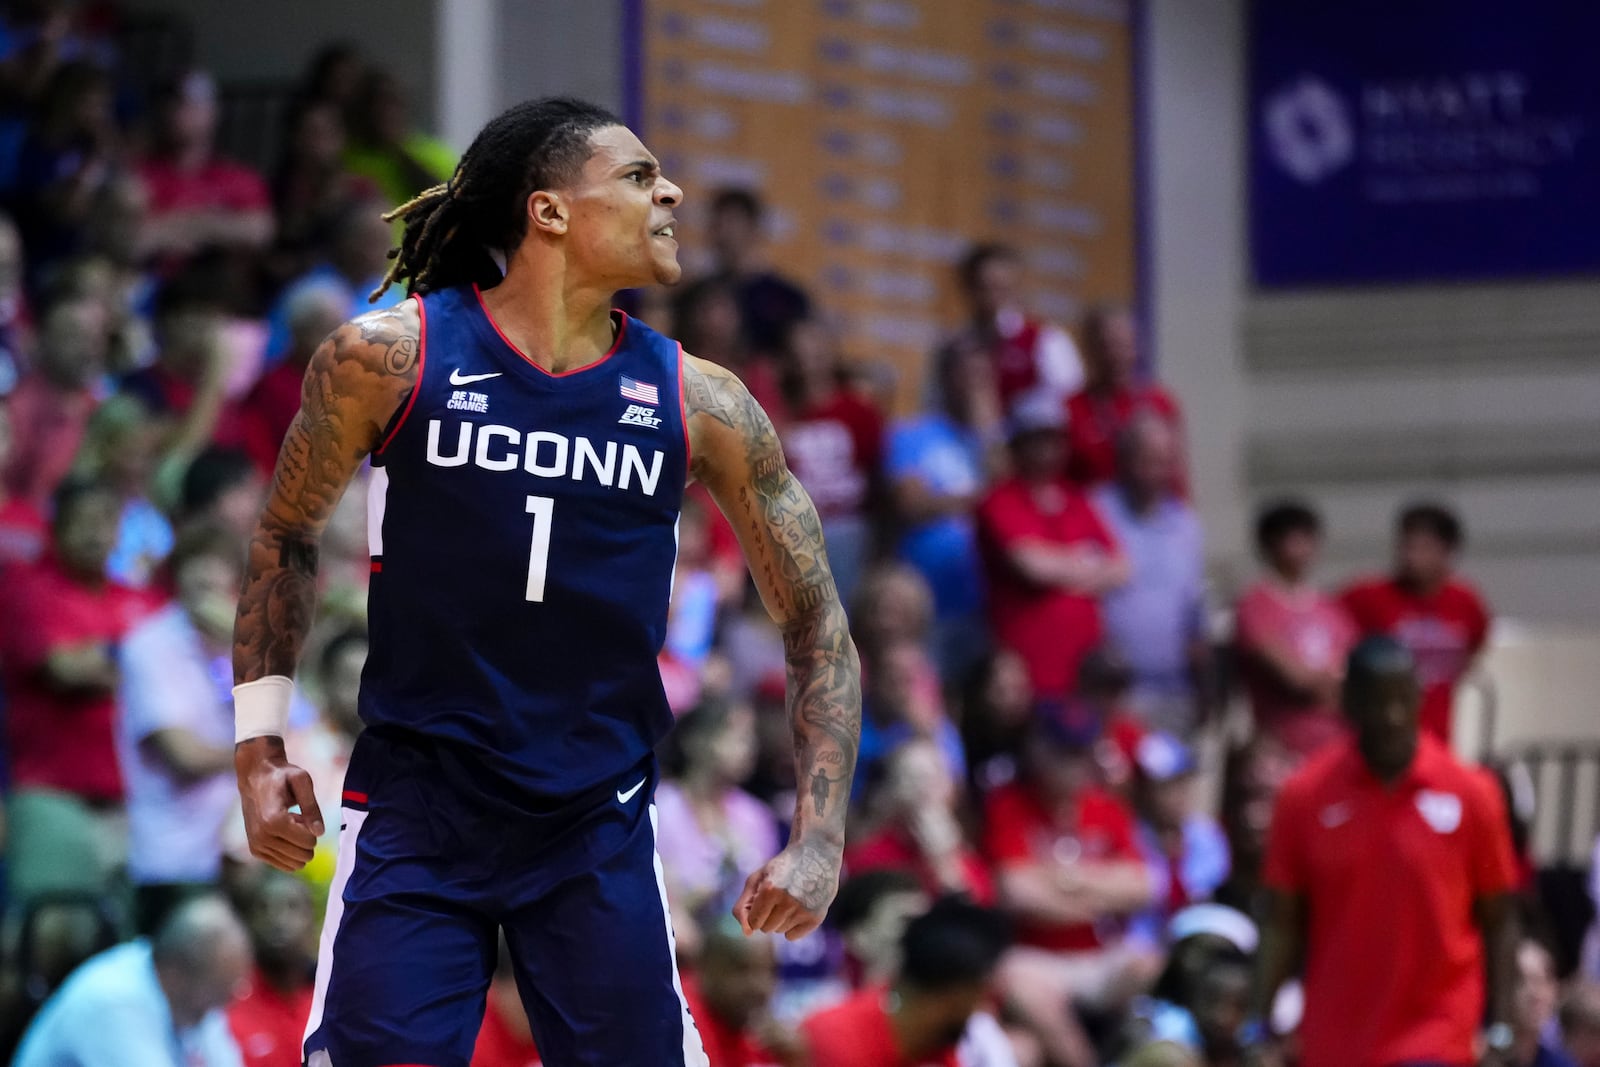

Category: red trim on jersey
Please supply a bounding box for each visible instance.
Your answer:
[342,789,368,804]
[375,294,427,456]
[677,342,692,473]
[471,283,628,377]
[369,559,382,573]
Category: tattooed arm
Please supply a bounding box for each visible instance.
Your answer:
[683,354,861,940]
[232,301,420,871]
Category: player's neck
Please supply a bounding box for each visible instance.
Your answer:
[480,264,618,375]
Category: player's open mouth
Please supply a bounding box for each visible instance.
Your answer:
[651,223,676,239]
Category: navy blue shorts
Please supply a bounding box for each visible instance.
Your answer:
[303,729,708,1067]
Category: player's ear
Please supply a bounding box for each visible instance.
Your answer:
[527,190,568,237]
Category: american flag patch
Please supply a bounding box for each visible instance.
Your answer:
[619,375,659,405]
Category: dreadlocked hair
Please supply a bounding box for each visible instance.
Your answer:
[370,96,623,302]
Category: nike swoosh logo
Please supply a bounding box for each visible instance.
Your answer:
[617,778,647,804]
[449,369,503,385]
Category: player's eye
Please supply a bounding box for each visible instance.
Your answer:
[628,170,649,183]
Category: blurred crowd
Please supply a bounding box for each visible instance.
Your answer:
[0,3,1597,1067]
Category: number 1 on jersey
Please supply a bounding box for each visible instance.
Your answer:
[524,495,555,602]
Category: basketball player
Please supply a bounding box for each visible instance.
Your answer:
[230,98,861,1067]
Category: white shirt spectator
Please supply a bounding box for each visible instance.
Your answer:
[13,941,243,1067]
[118,603,237,885]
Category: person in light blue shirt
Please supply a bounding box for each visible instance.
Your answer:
[262,198,403,364]
[886,342,1006,677]
[14,895,250,1067]
[1126,733,1230,949]
[1091,412,1208,736]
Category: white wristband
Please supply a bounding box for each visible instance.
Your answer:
[234,675,294,743]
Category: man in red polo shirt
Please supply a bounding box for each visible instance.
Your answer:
[1341,503,1491,744]
[802,895,1018,1067]
[1064,305,1185,494]
[976,390,1128,701]
[0,477,158,914]
[982,702,1156,1067]
[1251,636,1518,1067]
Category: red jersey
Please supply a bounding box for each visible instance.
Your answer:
[0,497,47,569]
[235,358,310,475]
[802,987,959,1067]
[958,313,1081,411]
[137,155,271,218]
[1263,737,1517,1067]
[976,477,1118,699]
[470,994,542,1067]
[228,968,315,1067]
[981,781,1141,951]
[1340,576,1490,743]
[1235,579,1357,758]
[845,825,997,905]
[0,557,158,800]
[2,373,97,508]
[1064,384,1183,491]
[782,391,883,520]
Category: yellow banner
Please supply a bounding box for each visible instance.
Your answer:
[642,0,1136,408]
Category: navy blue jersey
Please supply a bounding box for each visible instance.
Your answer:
[361,284,688,802]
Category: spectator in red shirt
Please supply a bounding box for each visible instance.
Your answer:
[683,920,800,1067]
[1341,502,1491,745]
[938,242,1083,415]
[802,895,1018,1067]
[0,398,48,567]
[236,279,346,476]
[779,316,884,606]
[136,71,273,264]
[1064,305,1184,493]
[228,869,318,1067]
[0,477,158,914]
[1252,637,1518,1067]
[983,704,1157,1067]
[976,389,1129,701]
[1234,501,1356,760]
[2,293,108,508]
[850,738,996,905]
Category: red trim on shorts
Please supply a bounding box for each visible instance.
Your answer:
[342,790,368,804]
[370,559,383,573]
[472,283,628,376]
[376,293,427,455]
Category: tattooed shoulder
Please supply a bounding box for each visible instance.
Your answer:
[348,301,422,379]
[682,354,783,485]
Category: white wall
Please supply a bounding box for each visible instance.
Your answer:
[122,0,438,121]
[494,0,625,118]
[1144,0,1600,630]
[1144,0,1251,593]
